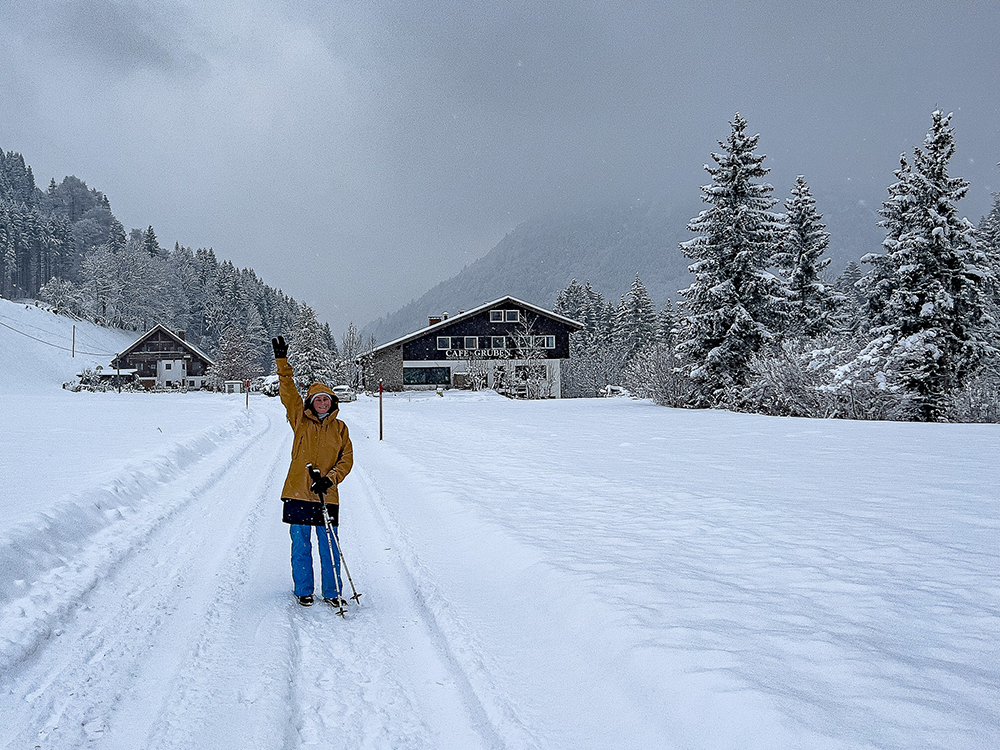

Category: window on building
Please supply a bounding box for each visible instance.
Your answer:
[165,362,172,370]
[545,336,555,349]
[532,336,556,349]
[491,336,506,349]
[505,310,520,322]
[490,310,504,322]
[436,337,451,350]
[403,367,452,385]
[464,336,478,349]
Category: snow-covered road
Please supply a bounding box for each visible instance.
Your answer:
[0,398,507,749]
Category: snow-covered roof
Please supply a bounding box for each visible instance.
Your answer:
[117,324,216,366]
[369,296,584,355]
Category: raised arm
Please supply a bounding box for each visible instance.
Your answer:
[273,336,303,428]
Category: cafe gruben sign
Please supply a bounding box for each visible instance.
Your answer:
[444,348,512,359]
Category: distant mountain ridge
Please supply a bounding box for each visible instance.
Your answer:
[364,191,885,343]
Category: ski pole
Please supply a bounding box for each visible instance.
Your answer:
[319,499,348,617]
[329,525,362,605]
[307,464,347,617]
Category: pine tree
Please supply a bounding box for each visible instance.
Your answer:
[613,273,657,360]
[322,322,340,357]
[208,325,262,385]
[836,261,864,305]
[852,111,992,421]
[142,225,161,257]
[675,113,788,405]
[859,154,914,331]
[977,184,1000,308]
[656,300,678,349]
[776,175,844,337]
[289,304,336,392]
[555,279,589,324]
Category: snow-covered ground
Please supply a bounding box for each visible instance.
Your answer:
[1,298,998,749]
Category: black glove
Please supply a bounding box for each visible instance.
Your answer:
[271,336,288,359]
[307,464,334,496]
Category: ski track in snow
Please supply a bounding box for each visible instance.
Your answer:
[352,462,539,749]
[0,399,503,750]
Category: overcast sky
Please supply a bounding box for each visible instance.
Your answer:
[2,0,998,334]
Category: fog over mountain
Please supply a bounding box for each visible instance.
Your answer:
[365,186,885,343]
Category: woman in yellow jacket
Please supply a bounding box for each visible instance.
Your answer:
[272,336,353,607]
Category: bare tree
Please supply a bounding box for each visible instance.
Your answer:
[506,313,553,399]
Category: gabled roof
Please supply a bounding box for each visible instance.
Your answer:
[370,296,584,355]
[117,323,216,366]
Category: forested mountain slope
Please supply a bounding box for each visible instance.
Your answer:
[365,192,882,342]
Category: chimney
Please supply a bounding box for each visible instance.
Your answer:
[428,315,442,326]
[176,330,186,341]
[442,311,449,320]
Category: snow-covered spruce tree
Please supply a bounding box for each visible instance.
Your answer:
[289,304,337,393]
[676,113,788,406]
[141,226,161,257]
[620,298,694,406]
[206,325,262,388]
[612,273,658,362]
[977,183,1000,316]
[556,279,627,397]
[554,279,588,326]
[322,322,340,358]
[656,300,678,349]
[847,111,992,422]
[858,154,914,333]
[776,175,846,337]
[834,261,865,330]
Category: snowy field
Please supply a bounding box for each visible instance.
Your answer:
[1,298,998,749]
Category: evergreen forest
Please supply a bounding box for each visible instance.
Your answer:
[0,149,346,390]
[554,112,1000,422]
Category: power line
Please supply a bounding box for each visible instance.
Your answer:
[0,319,117,357]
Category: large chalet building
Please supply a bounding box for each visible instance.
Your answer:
[111,324,215,390]
[363,296,584,398]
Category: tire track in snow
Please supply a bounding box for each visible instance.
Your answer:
[128,418,296,750]
[284,600,440,750]
[0,407,285,749]
[348,461,541,750]
[0,408,266,676]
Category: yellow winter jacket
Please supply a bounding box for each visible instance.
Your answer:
[277,358,353,505]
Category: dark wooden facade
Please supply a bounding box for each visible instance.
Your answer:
[364,297,583,397]
[112,324,215,390]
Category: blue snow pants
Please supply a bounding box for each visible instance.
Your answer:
[290,523,342,599]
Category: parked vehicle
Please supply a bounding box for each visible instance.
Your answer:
[333,384,357,402]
